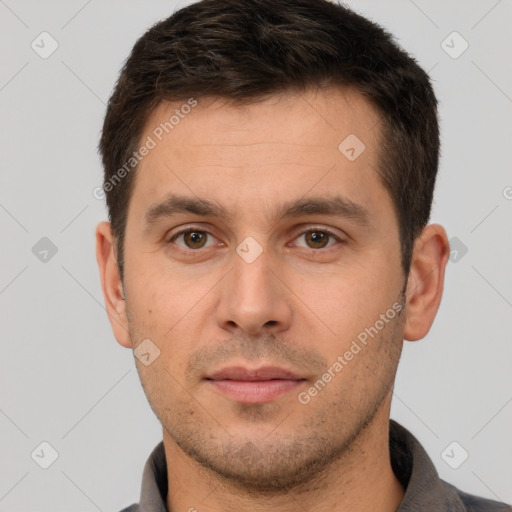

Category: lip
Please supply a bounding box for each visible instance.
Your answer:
[206,366,307,404]
[208,366,303,381]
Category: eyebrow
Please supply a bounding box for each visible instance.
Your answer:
[143,193,370,230]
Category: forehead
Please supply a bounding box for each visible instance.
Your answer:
[142,87,380,157]
[129,88,390,226]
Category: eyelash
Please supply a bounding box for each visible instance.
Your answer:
[166,226,343,251]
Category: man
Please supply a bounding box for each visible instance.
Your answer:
[95,0,511,510]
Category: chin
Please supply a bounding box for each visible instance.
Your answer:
[173,429,346,494]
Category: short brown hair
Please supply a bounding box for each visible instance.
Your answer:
[99,0,439,279]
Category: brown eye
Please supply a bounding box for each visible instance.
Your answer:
[183,231,207,249]
[170,229,216,250]
[304,231,330,249]
[294,229,340,250]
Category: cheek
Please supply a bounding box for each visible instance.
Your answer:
[300,264,401,351]
[125,272,211,372]
[124,260,188,327]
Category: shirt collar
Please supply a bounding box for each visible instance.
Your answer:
[390,420,466,511]
[138,440,168,512]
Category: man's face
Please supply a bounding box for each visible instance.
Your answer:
[121,88,406,490]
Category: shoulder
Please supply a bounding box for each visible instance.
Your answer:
[443,481,512,511]
[119,505,140,512]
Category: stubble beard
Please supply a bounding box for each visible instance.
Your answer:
[128,294,405,495]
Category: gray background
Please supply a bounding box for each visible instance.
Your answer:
[1,0,511,510]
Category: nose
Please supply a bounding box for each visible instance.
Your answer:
[215,245,293,336]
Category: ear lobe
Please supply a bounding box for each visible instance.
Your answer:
[403,224,450,342]
[95,221,132,348]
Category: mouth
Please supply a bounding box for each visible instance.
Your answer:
[205,366,307,404]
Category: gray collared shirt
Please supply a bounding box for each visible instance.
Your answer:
[120,420,511,511]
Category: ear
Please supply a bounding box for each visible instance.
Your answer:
[403,224,450,341]
[95,221,131,348]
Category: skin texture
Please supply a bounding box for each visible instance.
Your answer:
[96,88,449,512]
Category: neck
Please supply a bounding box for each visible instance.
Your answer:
[163,400,404,512]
